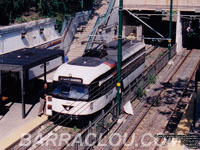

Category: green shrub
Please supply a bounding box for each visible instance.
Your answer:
[158,52,165,59]
[73,126,78,132]
[150,75,156,84]
[69,130,73,134]
[15,17,27,23]
[136,84,146,99]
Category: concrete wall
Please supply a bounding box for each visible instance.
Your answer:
[0,18,60,54]
[0,10,92,55]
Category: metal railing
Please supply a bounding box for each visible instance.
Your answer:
[61,10,92,54]
[85,0,116,50]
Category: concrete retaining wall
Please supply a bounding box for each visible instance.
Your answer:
[0,18,60,54]
[0,10,92,55]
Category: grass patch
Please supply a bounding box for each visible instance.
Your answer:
[73,126,78,132]
[31,16,39,21]
[150,75,156,84]
[69,129,73,134]
[158,52,165,59]
[136,84,146,99]
[15,17,27,23]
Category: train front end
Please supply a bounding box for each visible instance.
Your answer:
[45,57,114,119]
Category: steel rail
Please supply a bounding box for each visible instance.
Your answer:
[105,50,193,150]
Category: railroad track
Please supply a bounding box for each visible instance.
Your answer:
[10,43,174,150]
[145,31,175,57]
[29,119,83,150]
[120,50,200,150]
[93,45,177,150]
[145,45,159,56]
[9,116,84,150]
[145,46,168,69]
[153,58,200,150]
[97,49,200,150]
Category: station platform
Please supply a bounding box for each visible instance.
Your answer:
[0,67,58,149]
[0,72,57,150]
[0,101,48,150]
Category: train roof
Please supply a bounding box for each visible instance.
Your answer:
[103,40,145,62]
[68,57,115,67]
[53,57,116,84]
[54,40,145,84]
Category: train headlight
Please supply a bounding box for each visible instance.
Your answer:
[63,105,73,111]
[66,107,70,111]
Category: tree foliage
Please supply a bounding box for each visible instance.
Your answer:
[0,0,94,25]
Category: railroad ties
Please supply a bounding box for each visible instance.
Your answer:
[95,49,200,150]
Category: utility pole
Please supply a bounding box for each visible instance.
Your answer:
[116,0,123,116]
[168,0,173,60]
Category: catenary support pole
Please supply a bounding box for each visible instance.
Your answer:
[168,0,173,60]
[44,63,46,82]
[20,70,25,118]
[116,0,123,116]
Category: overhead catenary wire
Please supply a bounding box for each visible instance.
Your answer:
[18,32,174,148]
[126,9,164,38]
[18,48,164,149]
[18,32,176,148]
[18,68,126,148]
[43,5,178,142]
[18,74,122,149]
[26,31,173,124]
[18,49,143,148]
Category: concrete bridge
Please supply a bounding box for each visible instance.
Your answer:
[117,0,200,53]
[123,0,200,11]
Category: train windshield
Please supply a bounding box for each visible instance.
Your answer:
[52,81,89,100]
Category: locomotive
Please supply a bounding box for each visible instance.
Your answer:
[46,40,145,119]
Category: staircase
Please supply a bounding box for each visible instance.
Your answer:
[67,0,109,62]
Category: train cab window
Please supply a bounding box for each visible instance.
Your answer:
[52,81,89,101]
[70,84,89,100]
[89,82,99,100]
[52,82,70,96]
